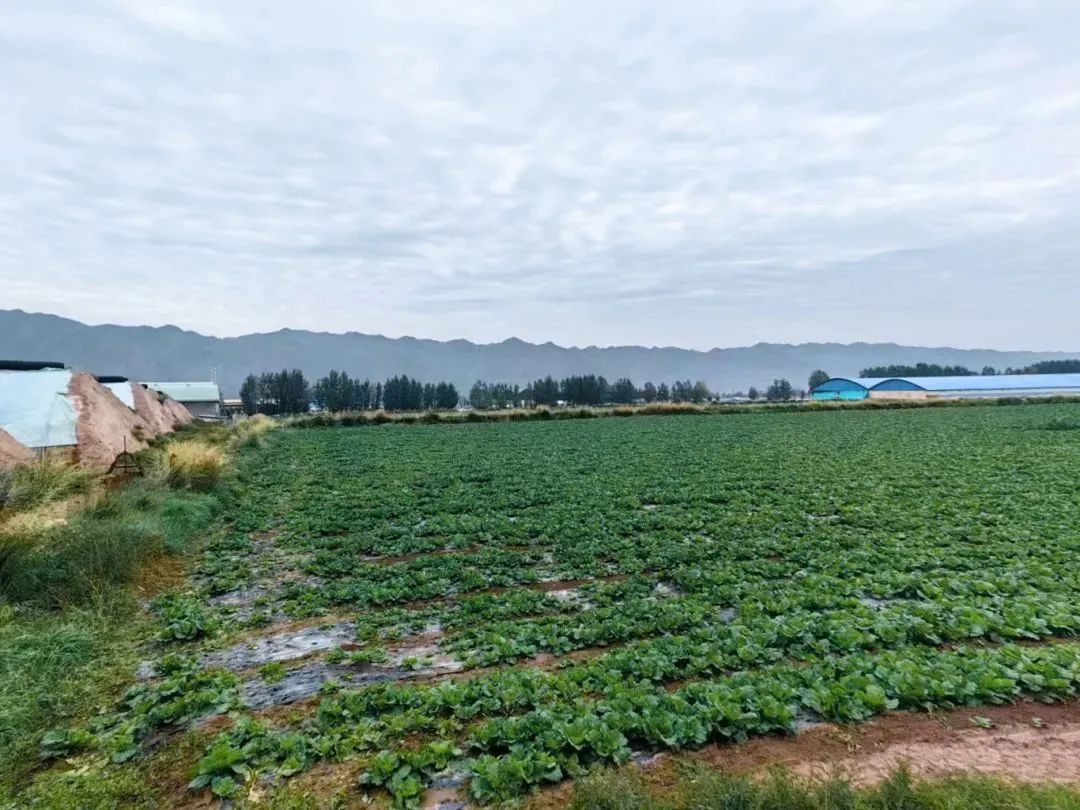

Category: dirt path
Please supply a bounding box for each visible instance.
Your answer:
[698,700,1080,786]
[528,700,1080,808]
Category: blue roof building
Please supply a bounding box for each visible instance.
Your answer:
[811,373,1080,401]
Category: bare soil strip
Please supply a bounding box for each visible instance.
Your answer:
[527,700,1080,808]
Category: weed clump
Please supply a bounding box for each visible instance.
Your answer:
[568,763,1080,810]
[0,457,94,512]
[165,441,225,491]
[230,414,277,448]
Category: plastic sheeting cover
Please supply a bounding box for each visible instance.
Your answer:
[103,381,136,410]
[0,369,77,448]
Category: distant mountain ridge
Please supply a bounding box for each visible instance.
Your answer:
[1,309,1075,398]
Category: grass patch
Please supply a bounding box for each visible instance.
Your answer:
[0,424,262,803]
[164,441,225,491]
[0,481,221,607]
[0,596,146,793]
[567,763,1080,810]
[0,456,95,513]
[231,414,278,448]
[11,765,158,809]
[177,414,278,451]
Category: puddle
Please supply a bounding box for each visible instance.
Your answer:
[386,643,464,675]
[202,621,357,671]
[423,789,466,810]
[135,660,157,680]
[793,710,828,733]
[428,771,467,790]
[630,750,664,767]
[245,661,351,709]
[208,583,270,609]
[546,587,584,604]
[242,648,465,709]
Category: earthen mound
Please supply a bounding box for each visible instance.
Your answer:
[68,372,152,468]
[0,426,34,468]
[131,383,176,435]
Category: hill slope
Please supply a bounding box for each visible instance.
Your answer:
[1,310,1074,397]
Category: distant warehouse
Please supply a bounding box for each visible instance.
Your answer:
[142,381,222,420]
[811,373,1080,401]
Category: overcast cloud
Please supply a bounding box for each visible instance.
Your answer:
[2,1,1079,350]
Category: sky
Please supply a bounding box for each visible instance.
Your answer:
[2,1,1079,351]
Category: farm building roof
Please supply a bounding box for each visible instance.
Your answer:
[0,368,78,448]
[813,373,1080,393]
[142,381,221,403]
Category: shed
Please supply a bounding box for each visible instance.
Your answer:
[141,381,222,420]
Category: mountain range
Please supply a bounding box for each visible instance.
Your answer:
[1,309,1075,397]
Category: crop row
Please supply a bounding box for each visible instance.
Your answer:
[187,641,1080,805]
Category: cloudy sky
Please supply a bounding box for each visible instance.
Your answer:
[2,1,1079,350]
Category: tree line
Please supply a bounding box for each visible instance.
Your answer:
[858,360,1080,378]
[238,368,843,416]
[468,376,815,407]
[1006,360,1080,375]
[467,376,717,408]
[859,363,980,378]
[239,370,459,415]
[238,370,310,416]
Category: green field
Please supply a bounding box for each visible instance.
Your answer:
[36,405,1080,806]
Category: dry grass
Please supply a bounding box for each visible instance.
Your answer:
[0,456,97,515]
[164,441,226,491]
[0,491,102,537]
[230,414,277,448]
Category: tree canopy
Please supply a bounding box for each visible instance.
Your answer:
[1005,360,1080,375]
[859,363,977,378]
[239,369,310,415]
[807,369,830,390]
[765,378,793,401]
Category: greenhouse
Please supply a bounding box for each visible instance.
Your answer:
[0,368,78,449]
[811,373,1080,401]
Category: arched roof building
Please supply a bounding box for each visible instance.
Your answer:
[811,373,1080,400]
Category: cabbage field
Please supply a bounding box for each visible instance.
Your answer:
[49,404,1080,806]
